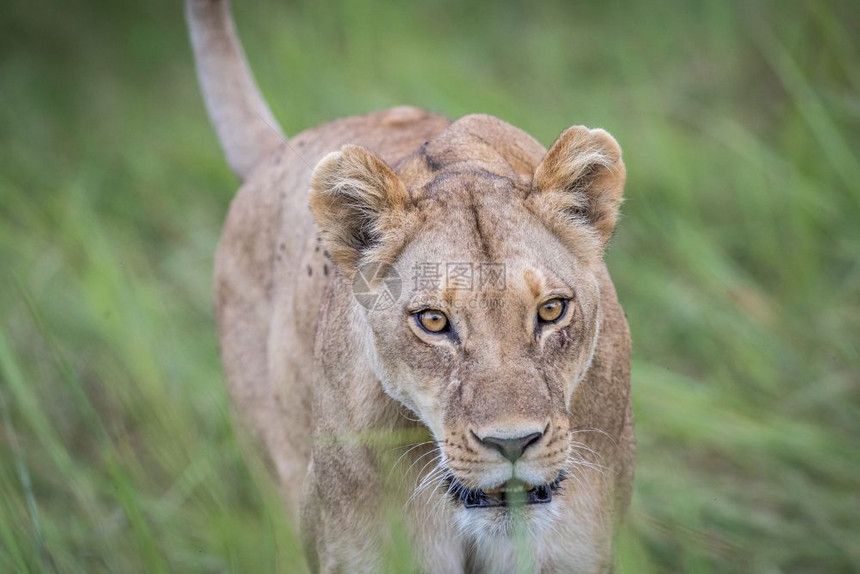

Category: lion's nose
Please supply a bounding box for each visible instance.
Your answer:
[475,430,543,463]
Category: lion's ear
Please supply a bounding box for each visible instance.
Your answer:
[309,145,409,275]
[532,126,626,246]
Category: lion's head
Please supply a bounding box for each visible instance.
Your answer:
[309,115,625,532]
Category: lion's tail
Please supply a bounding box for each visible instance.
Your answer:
[186,0,284,180]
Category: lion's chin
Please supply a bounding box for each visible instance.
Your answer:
[446,471,567,509]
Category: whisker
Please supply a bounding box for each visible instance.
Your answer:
[406,460,447,511]
[400,445,443,480]
[390,441,435,471]
[567,439,603,460]
[570,427,617,448]
[430,474,456,523]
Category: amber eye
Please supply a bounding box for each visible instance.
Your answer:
[416,310,449,334]
[537,298,567,323]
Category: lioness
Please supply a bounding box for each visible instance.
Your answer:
[187,1,633,572]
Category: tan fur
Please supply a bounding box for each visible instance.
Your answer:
[189,3,633,572]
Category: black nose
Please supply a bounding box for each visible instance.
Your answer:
[476,431,543,463]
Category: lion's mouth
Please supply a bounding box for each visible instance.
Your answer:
[447,472,567,509]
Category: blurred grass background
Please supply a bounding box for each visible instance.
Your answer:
[1,0,858,571]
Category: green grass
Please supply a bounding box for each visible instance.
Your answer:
[1,0,859,571]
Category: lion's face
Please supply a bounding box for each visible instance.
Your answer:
[365,176,602,495]
[309,115,624,529]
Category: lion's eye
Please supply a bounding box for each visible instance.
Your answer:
[537,298,567,323]
[416,310,449,334]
